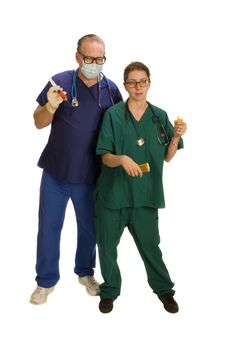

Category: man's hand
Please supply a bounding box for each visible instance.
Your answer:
[46,85,65,114]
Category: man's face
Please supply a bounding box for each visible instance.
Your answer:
[76,40,105,67]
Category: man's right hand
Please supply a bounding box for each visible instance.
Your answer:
[46,85,64,113]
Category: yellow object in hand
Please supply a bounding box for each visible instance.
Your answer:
[139,163,150,173]
[177,117,183,122]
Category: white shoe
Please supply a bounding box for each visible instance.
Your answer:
[78,276,100,296]
[30,286,55,305]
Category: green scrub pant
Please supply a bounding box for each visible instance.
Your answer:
[95,203,175,300]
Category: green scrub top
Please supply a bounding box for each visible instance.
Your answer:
[95,101,183,209]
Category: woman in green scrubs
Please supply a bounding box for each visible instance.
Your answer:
[95,61,187,313]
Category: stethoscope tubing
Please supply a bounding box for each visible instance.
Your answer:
[71,70,114,107]
[125,101,170,146]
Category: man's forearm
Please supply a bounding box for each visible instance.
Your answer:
[33,104,57,129]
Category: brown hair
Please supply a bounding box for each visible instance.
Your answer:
[124,61,150,82]
[77,34,105,52]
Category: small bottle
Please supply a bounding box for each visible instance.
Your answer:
[177,117,183,123]
[139,163,150,173]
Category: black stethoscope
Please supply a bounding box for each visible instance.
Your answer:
[71,70,115,107]
[125,101,169,146]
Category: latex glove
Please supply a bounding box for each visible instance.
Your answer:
[46,85,64,113]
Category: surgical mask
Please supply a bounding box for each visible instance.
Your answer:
[81,63,103,79]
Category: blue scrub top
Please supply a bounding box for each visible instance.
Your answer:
[36,70,122,184]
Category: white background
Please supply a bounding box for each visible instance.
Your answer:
[1,0,233,349]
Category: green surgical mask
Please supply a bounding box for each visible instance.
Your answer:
[81,63,103,79]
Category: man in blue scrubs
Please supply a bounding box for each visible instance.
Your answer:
[30,34,122,305]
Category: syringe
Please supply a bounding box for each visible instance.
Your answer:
[49,78,67,101]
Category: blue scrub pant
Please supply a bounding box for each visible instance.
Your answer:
[35,171,96,288]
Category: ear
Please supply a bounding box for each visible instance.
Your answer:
[75,52,81,65]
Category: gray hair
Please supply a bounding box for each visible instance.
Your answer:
[77,34,105,52]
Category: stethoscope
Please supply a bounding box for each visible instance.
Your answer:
[71,70,115,107]
[125,101,170,146]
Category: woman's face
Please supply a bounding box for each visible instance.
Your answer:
[124,70,151,102]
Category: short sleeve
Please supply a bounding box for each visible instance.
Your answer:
[36,82,51,106]
[164,113,184,149]
[96,110,115,155]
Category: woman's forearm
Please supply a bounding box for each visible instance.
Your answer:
[101,153,124,168]
[165,137,180,162]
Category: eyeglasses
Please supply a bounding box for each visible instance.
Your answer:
[125,78,150,88]
[78,51,106,65]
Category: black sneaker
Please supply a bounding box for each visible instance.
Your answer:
[158,293,179,313]
[99,299,114,313]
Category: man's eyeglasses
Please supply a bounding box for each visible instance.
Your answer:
[78,51,106,65]
[125,78,151,88]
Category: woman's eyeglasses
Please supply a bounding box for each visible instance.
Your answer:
[125,78,150,88]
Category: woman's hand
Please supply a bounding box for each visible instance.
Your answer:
[174,118,187,138]
[120,155,143,177]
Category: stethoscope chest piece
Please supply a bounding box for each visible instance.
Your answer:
[136,138,145,146]
[71,97,79,107]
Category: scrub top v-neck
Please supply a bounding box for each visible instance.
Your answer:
[95,101,183,209]
[36,70,122,184]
